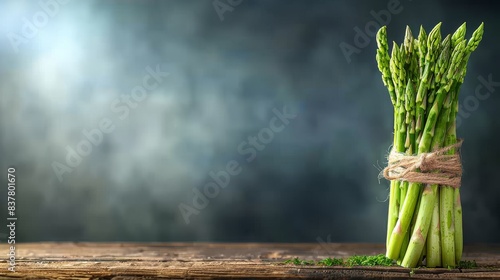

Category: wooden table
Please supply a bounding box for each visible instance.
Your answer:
[1,243,499,279]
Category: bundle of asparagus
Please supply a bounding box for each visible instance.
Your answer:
[376,22,484,268]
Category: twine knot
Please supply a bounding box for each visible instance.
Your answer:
[382,139,463,188]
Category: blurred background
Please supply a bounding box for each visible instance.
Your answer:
[0,0,499,244]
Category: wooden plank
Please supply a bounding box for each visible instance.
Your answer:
[0,243,499,279]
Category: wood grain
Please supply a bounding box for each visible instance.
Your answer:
[1,243,499,279]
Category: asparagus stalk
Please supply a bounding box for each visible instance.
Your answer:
[452,24,483,263]
[450,87,463,262]
[425,43,456,265]
[401,184,437,268]
[376,26,397,106]
[376,27,402,246]
[440,86,459,268]
[441,23,484,267]
[454,185,463,262]
[440,186,456,267]
[403,172,424,266]
[415,26,428,144]
[426,190,441,267]
[397,30,418,263]
[425,77,454,268]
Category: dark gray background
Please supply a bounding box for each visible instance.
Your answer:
[0,0,499,243]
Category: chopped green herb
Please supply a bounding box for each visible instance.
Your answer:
[283,257,314,265]
[345,254,394,267]
[458,260,478,269]
[283,255,394,267]
[317,257,344,266]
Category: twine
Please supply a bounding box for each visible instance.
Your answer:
[382,139,463,188]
